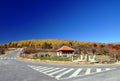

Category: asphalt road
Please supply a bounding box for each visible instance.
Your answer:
[0,49,120,81]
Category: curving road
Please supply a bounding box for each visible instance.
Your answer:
[0,49,120,81]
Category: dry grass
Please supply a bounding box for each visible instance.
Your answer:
[18,55,94,65]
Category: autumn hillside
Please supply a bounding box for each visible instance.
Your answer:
[1,39,120,62]
[0,39,103,49]
[0,39,104,53]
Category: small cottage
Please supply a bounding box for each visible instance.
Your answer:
[57,46,74,57]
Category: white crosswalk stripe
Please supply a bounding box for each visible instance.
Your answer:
[0,60,9,64]
[28,65,116,80]
[35,67,50,71]
[106,68,111,71]
[85,68,91,75]
[48,68,67,76]
[39,67,54,72]
[43,68,60,73]
[96,68,102,72]
[55,68,74,79]
[68,68,82,78]
[0,57,16,60]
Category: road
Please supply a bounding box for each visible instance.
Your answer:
[0,50,120,81]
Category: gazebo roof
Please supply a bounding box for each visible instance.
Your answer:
[57,46,74,51]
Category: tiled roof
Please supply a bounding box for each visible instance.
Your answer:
[57,46,74,51]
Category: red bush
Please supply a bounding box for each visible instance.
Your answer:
[24,49,39,54]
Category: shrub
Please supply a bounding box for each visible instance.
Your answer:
[0,49,5,54]
[24,48,39,54]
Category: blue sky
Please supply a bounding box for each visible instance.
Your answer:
[0,0,120,44]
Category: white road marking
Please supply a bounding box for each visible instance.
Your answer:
[33,66,54,72]
[106,68,111,71]
[28,65,116,80]
[40,67,54,72]
[96,68,102,72]
[34,66,46,69]
[43,68,60,73]
[0,57,16,60]
[34,67,49,71]
[33,66,42,69]
[85,68,91,75]
[68,68,82,78]
[48,68,67,76]
[55,68,74,80]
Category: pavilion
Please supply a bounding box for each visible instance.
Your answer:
[57,46,74,57]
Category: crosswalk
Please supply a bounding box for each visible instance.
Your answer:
[28,65,115,80]
[0,59,9,65]
[0,57,16,60]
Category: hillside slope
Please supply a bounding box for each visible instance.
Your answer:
[0,39,103,49]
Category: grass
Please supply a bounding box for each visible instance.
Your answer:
[34,56,71,61]
[20,53,115,63]
[20,54,71,61]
